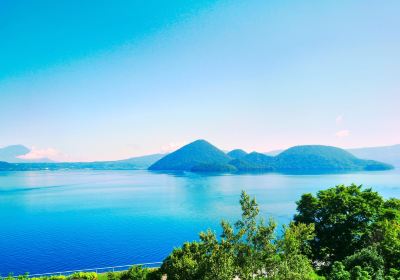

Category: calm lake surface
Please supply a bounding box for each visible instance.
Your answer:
[1,169,399,275]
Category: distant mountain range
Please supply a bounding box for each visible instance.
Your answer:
[149,140,394,173]
[0,145,52,163]
[348,145,400,167]
[0,153,164,171]
[0,144,164,170]
[0,141,397,172]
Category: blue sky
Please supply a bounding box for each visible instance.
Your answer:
[0,0,399,161]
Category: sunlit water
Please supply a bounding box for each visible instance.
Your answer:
[1,169,399,275]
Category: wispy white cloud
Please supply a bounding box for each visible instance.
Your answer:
[335,129,350,138]
[17,147,72,161]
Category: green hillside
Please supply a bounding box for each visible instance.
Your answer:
[149,141,393,173]
[227,149,248,159]
[230,152,274,171]
[274,145,393,171]
[149,140,232,171]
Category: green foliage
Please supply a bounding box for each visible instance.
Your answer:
[342,247,384,279]
[372,212,400,271]
[160,242,206,280]
[120,266,149,280]
[295,184,400,278]
[161,191,318,280]
[329,247,384,280]
[70,272,97,280]
[2,267,159,280]
[295,184,384,264]
[161,186,400,279]
[350,266,372,280]
[386,268,400,280]
[106,267,159,280]
[18,274,68,280]
[106,272,122,280]
[272,223,317,280]
[330,262,351,280]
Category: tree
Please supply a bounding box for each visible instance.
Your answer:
[330,262,350,280]
[227,191,277,279]
[295,184,400,277]
[350,266,372,280]
[329,250,383,280]
[160,191,321,280]
[294,184,384,266]
[160,191,278,280]
[372,199,400,271]
[160,242,205,280]
[273,223,319,280]
[342,247,384,280]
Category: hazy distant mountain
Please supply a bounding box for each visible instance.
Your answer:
[0,145,52,163]
[0,153,165,171]
[227,149,248,159]
[97,154,165,169]
[0,145,30,162]
[348,145,400,167]
[149,140,233,171]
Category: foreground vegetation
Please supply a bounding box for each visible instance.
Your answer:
[3,184,399,279]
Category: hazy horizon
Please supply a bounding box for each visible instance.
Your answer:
[1,0,399,161]
[1,140,399,163]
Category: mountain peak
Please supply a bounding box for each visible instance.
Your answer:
[0,145,31,162]
[227,149,248,159]
[149,140,232,171]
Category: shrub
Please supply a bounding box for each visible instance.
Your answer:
[106,272,122,280]
[69,272,97,280]
[119,266,153,280]
[160,191,317,280]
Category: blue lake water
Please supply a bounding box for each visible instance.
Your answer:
[1,169,399,275]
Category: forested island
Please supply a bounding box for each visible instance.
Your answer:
[149,140,393,173]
